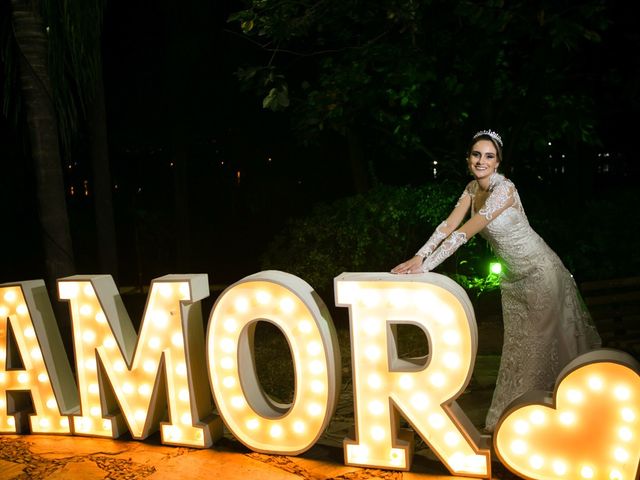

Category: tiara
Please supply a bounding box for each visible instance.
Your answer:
[473,129,503,147]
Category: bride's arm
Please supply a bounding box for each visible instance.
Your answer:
[392,189,471,274]
[421,182,516,272]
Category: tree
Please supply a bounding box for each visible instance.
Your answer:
[1,0,112,288]
[229,0,609,187]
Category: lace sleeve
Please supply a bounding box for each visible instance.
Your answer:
[479,181,515,220]
[420,231,468,272]
[415,221,448,258]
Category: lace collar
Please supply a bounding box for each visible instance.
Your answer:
[474,172,505,193]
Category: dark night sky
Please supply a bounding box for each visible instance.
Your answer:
[1,1,639,286]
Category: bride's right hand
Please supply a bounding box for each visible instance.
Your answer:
[391,255,424,274]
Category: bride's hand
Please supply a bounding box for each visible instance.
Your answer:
[391,255,424,274]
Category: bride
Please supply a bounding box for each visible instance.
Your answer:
[391,130,601,432]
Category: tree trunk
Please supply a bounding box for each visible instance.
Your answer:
[88,61,119,280]
[11,0,75,289]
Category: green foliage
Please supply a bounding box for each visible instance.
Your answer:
[260,181,478,293]
[230,0,610,173]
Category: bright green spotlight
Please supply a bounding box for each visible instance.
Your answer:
[489,262,502,275]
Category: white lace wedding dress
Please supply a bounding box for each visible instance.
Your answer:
[418,173,601,431]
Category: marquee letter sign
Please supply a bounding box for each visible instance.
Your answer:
[207,271,341,455]
[335,272,491,477]
[0,272,638,480]
[495,349,640,480]
[58,274,221,447]
[0,281,78,434]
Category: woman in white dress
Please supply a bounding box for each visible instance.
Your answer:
[392,130,601,432]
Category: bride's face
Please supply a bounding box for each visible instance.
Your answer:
[468,140,499,180]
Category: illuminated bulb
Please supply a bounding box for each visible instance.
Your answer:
[246,418,259,430]
[613,447,629,462]
[95,312,107,324]
[514,420,530,435]
[442,330,460,345]
[588,376,604,390]
[552,460,567,475]
[310,380,324,393]
[610,469,623,480]
[104,337,116,349]
[581,466,594,479]
[0,306,8,317]
[371,426,385,441]
[82,330,96,343]
[38,373,48,383]
[58,283,79,299]
[178,283,190,298]
[255,290,271,305]
[408,393,428,411]
[511,440,527,455]
[83,284,95,296]
[367,374,382,389]
[368,400,385,415]
[134,410,146,422]
[88,383,99,394]
[158,284,173,298]
[530,410,546,425]
[24,327,35,338]
[308,403,322,416]
[181,413,192,425]
[90,406,101,417]
[223,318,237,333]
[138,384,151,396]
[620,407,635,422]
[16,304,28,315]
[152,311,169,328]
[279,297,295,314]
[361,291,380,307]
[413,291,436,311]
[219,357,234,369]
[3,290,16,302]
[85,358,97,371]
[388,289,408,308]
[39,418,50,428]
[220,338,235,353]
[80,304,92,316]
[430,372,446,388]
[46,398,57,409]
[361,317,381,336]
[60,418,69,429]
[230,396,245,409]
[171,332,183,347]
[148,337,161,349]
[176,363,187,376]
[306,341,322,356]
[399,374,413,390]
[30,348,42,360]
[234,296,249,313]
[17,373,28,384]
[567,388,584,403]
[444,431,460,446]
[7,417,15,427]
[0,372,5,383]
[614,386,631,401]
[433,304,455,325]
[428,413,445,429]
[529,454,544,469]
[442,352,461,369]
[618,426,633,441]
[309,360,324,375]
[0,398,5,408]
[123,383,134,394]
[364,345,381,361]
[222,376,236,388]
[143,360,156,373]
[559,411,576,425]
[293,421,305,433]
[270,425,283,438]
[298,320,312,333]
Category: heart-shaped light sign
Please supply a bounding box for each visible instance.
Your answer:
[494,349,640,480]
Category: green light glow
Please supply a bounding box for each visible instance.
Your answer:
[489,262,502,275]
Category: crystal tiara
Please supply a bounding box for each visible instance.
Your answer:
[473,129,503,147]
